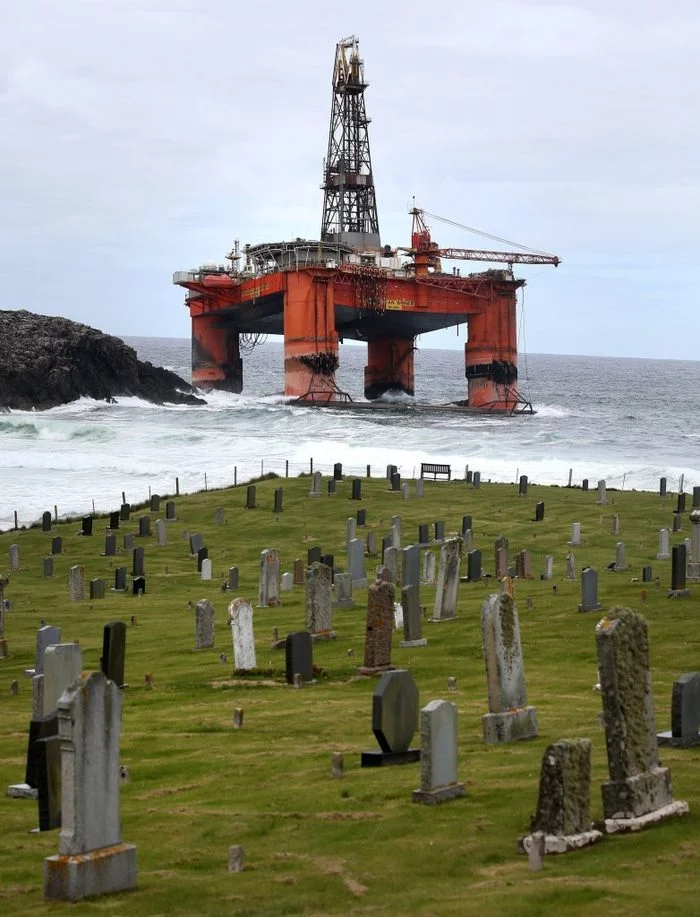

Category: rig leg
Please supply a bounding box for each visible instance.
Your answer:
[191,315,243,393]
[364,338,415,400]
[465,290,518,411]
[283,272,339,402]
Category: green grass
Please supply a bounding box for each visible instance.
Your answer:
[1,475,700,916]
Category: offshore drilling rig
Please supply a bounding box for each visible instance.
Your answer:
[173,36,559,413]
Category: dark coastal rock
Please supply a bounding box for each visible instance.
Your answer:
[0,310,204,410]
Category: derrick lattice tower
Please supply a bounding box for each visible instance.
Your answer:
[320,35,381,250]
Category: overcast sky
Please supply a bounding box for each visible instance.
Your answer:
[2,0,699,359]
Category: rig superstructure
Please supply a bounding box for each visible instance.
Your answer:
[173,35,559,412]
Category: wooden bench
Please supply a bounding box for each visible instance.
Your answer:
[420,463,451,481]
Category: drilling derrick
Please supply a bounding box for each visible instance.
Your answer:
[321,36,380,251]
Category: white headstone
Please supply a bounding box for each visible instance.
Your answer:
[432,537,462,621]
[228,599,256,671]
[43,643,83,715]
[201,558,212,581]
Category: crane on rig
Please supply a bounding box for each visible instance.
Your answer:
[402,207,560,276]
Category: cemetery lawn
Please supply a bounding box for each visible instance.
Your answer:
[1,475,699,917]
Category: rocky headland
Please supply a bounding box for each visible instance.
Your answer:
[0,310,204,410]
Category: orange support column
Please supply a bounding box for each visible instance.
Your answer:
[191,313,243,393]
[465,287,518,411]
[283,272,339,402]
[364,338,415,400]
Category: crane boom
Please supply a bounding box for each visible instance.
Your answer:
[437,248,559,267]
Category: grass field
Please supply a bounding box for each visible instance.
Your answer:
[1,474,699,917]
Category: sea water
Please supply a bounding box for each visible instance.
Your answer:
[1,337,698,530]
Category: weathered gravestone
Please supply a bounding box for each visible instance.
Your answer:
[273,488,283,514]
[194,599,215,649]
[400,585,427,648]
[402,483,410,500]
[481,594,538,743]
[120,502,130,521]
[285,631,313,685]
[43,643,82,716]
[35,733,62,830]
[228,599,256,671]
[614,541,628,572]
[611,514,620,536]
[422,550,436,585]
[9,543,20,570]
[34,625,61,675]
[473,471,481,488]
[672,512,682,533]
[103,534,117,557]
[43,556,54,578]
[132,576,146,595]
[595,608,688,831]
[155,519,166,546]
[412,699,463,803]
[100,623,126,687]
[542,555,554,580]
[201,558,212,581]
[132,547,145,577]
[51,536,63,555]
[596,480,607,505]
[305,562,335,639]
[415,478,424,498]
[89,578,105,600]
[327,475,336,495]
[401,544,420,594]
[189,532,204,556]
[566,552,576,581]
[346,517,357,544]
[281,572,293,591]
[390,471,401,492]
[659,477,667,497]
[434,520,445,542]
[431,537,462,622]
[137,515,150,537]
[657,672,700,748]
[150,494,160,513]
[42,511,52,532]
[334,572,353,609]
[641,565,653,583]
[535,501,545,522]
[165,500,176,521]
[308,472,322,497]
[258,549,280,607]
[519,739,602,853]
[123,533,134,551]
[307,545,321,566]
[383,546,399,585]
[245,485,256,509]
[578,568,602,612]
[518,475,528,497]
[361,669,420,766]
[228,566,239,590]
[358,579,395,675]
[366,529,377,556]
[214,506,224,526]
[44,672,137,901]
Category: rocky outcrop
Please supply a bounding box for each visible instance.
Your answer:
[0,310,204,410]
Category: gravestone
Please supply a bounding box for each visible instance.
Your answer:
[535,501,545,522]
[42,511,52,532]
[120,502,130,521]
[305,562,335,638]
[334,572,353,609]
[321,553,334,577]
[201,558,212,581]
[361,669,420,766]
[51,536,63,555]
[246,485,256,509]
[461,515,473,536]
[104,534,116,557]
[352,479,362,500]
[466,471,473,484]
[42,643,82,715]
[109,510,120,530]
[138,515,150,537]
[659,477,667,497]
[672,513,682,533]
[100,622,126,687]
[519,739,602,853]
[285,631,313,685]
[155,519,166,546]
[693,487,700,509]
[308,471,322,496]
[570,522,581,545]
[189,532,204,555]
[346,517,357,544]
[90,579,105,600]
[44,672,137,901]
[366,530,377,556]
[281,572,293,591]
[258,548,281,607]
[123,533,133,551]
[43,556,54,578]
[657,672,700,747]
[25,713,58,791]
[228,599,256,671]
[677,492,686,514]
[214,507,224,525]
[611,514,620,536]
[34,625,62,677]
[228,566,239,590]
[165,500,176,521]
[132,576,145,595]
[292,559,304,586]
[434,520,445,542]
[307,546,321,566]
[422,550,436,585]
[68,566,85,602]
[418,523,430,545]
[463,530,472,556]
[149,494,160,512]
[383,546,399,585]
[114,567,127,591]
[689,511,700,581]
[194,599,215,649]
[36,734,62,831]
[9,543,20,570]
[473,471,481,488]
[415,478,424,498]
[390,471,401,492]
[669,543,688,595]
[393,602,404,630]
[400,584,427,648]
[326,477,336,496]
[132,547,145,577]
[197,546,208,571]
[518,475,528,497]
[566,552,576,581]
[467,549,482,582]
[356,507,366,526]
[496,546,508,580]
[542,555,554,580]
[614,541,628,572]
[273,488,283,513]
[402,483,410,500]
[578,568,602,612]
[333,462,343,480]
[656,528,671,560]
[432,537,462,622]
[81,516,93,537]
[401,544,420,594]
[481,593,538,743]
[596,480,607,505]
[596,608,688,830]
[642,565,653,583]
[412,699,463,803]
[359,579,395,674]
[391,523,401,549]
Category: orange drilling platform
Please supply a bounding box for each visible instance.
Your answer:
[173,36,559,414]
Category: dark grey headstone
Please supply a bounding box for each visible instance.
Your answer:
[132,547,145,577]
[356,507,366,526]
[120,502,131,521]
[473,471,481,488]
[165,500,176,521]
[327,478,336,495]
[401,585,424,645]
[114,567,127,591]
[104,534,117,557]
[189,532,203,555]
[43,556,54,578]
[132,576,146,595]
[659,477,667,497]
[246,484,256,509]
[101,621,126,687]
[535,501,545,522]
[642,565,653,583]
[418,524,429,545]
[42,511,52,533]
[381,536,392,561]
[693,487,700,509]
[36,734,62,831]
[579,567,602,612]
[671,672,700,739]
[51,536,62,555]
[228,566,239,590]
[467,549,482,582]
[677,492,686,514]
[109,510,120,530]
[307,546,322,566]
[123,533,134,551]
[321,554,334,579]
[671,544,687,591]
[25,713,58,788]
[352,480,362,501]
[81,516,93,537]
[285,631,313,684]
[273,488,283,513]
[582,479,589,492]
[466,471,473,484]
[518,475,528,496]
[150,494,160,512]
[197,546,209,572]
[461,515,472,536]
[401,545,420,590]
[138,515,151,537]
[434,520,445,542]
[89,578,105,600]
[372,669,419,753]
[333,462,343,480]
[391,472,401,492]
[673,513,682,533]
